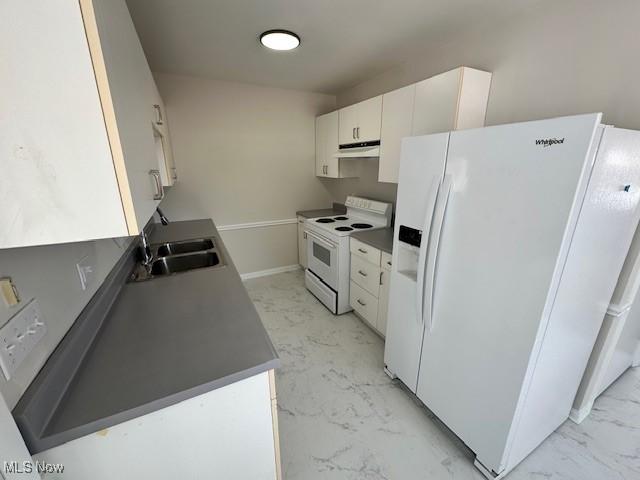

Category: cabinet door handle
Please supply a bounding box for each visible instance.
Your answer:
[150,169,163,200]
[357,299,366,306]
[358,270,368,277]
[352,127,356,139]
[171,167,178,181]
[153,104,163,125]
[356,126,360,139]
[303,231,307,239]
[379,271,383,285]
[358,248,367,254]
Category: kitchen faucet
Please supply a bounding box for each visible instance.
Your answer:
[139,230,153,267]
[157,207,169,225]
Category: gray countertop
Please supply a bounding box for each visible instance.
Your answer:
[296,202,346,219]
[351,228,394,254]
[15,219,279,453]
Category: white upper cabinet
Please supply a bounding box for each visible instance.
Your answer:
[378,67,492,183]
[83,0,163,232]
[150,79,178,187]
[316,111,359,179]
[338,96,383,145]
[378,85,416,184]
[0,0,173,249]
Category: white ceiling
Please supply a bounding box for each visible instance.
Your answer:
[126,0,543,94]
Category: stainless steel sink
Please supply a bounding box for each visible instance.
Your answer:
[150,251,220,275]
[128,236,225,282]
[154,238,214,257]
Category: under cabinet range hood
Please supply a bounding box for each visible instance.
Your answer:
[334,141,380,159]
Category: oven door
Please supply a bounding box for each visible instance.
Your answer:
[306,229,339,290]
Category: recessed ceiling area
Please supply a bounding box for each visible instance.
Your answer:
[126,0,545,94]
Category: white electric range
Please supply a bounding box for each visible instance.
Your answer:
[305,196,393,314]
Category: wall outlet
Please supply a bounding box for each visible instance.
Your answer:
[0,299,47,380]
[76,255,96,291]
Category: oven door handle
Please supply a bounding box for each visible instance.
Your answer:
[306,230,337,250]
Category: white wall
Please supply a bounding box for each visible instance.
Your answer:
[0,238,130,409]
[154,73,336,274]
[336,0,640,199]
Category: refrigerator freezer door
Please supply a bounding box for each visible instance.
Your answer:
[415,114,602,473]
[503,125,640,472]
[384,133,448,392]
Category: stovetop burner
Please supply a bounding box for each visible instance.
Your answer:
[335,226,353,232]
[334,216,348,221]
[351,223,373,229]
[316,218,335,223]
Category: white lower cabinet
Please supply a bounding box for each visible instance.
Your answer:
[378,252,392,336]
[349,239,392,338]
[297,216,308,268]
[34,371,282,480]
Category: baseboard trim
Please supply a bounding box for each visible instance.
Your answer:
[569,402,593,424]
[241,264,300,281]
[217,218,298,232]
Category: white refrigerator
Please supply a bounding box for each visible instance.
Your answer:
[384,113,640,478]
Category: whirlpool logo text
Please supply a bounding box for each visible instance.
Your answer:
[535,137,565,148]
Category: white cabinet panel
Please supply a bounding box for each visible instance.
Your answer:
[350,238,382,265]
[379,85,416,183]
[378,268,391,338]
[356,96,383,143]
[351,255,381,297]
[2,0,172,248]
[297,217,307,268]
[87,0,161,231]
[151,79,177,187]
[316,111,338,177]
[338,97,382,145]
[381,251,393,271]
[350,281,379,327]
[377,67,491,184]
[339,104,359,145]
[0,0,128,248]
[412,69,461,136]
[315,111,358,178]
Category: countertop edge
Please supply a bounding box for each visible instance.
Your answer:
[33,358,280,453]
[15,219,280,455]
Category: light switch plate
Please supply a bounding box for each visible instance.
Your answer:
[0,299,47,380]
[0,277,20,307]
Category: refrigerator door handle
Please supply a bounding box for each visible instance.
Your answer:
[425,174,453,331]
[416,177,442,326]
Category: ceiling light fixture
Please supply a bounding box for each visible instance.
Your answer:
[259,30,300,51]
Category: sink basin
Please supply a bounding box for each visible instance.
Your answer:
[150,251,220,275]
[154,238,214,257]
[128,236,225,282]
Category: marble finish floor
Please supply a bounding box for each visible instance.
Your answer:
[245,270,640,480]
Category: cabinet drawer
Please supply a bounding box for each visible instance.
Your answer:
[381,251,393,271]
[350,281,379,326]
[350,238,381,265]
[350,255,380,297]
